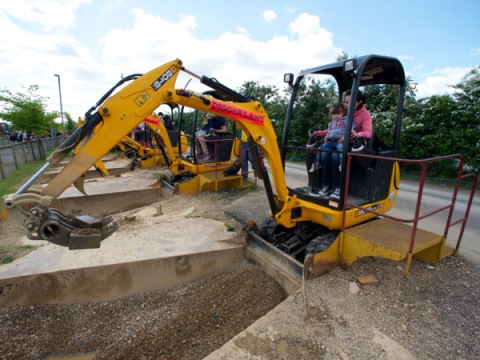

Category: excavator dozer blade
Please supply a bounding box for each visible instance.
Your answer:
[246,222,303,295]
[161,178,175,198]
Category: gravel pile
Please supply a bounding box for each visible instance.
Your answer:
[302,256,480,359]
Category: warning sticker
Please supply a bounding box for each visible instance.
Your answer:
[134,91,151,107]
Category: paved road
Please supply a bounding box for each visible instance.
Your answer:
[281,161,479,266]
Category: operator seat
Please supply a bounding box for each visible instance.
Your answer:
[348,130,396,203]
[206,132,235,162]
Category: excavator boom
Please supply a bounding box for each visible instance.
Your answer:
[3,59,285,248]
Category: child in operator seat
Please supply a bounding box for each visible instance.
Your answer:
[309,103,354,199]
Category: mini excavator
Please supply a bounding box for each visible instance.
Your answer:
[75,105,243,195]
[106,112,189,169]
[4,56,476,278]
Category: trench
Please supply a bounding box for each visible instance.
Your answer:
[0,164,303,359]
[1,259,292,359]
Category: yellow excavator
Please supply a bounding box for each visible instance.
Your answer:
[3,56,476,278]
[75,104,244,194]
[89,112,189,170]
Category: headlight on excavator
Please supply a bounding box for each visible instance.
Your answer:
[343,59,358,72]
[283,73,294,87]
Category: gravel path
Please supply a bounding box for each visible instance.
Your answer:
[1,187,479,359]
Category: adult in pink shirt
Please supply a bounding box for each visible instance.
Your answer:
[345,90,372,141]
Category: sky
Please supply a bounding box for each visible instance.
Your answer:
[0,0,479,121]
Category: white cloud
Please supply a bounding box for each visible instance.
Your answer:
[0,5,341,118]
[236,26,247,34]
[97,9,341,105]
[416,67,471,98]
[398,55,414,61]
[263,10,276,23]
[0,1,102,117]
[1,0,90,31]
[289,13,321,37]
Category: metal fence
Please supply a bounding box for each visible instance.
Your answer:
[0,137,65,180]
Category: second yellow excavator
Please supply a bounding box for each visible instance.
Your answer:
[74,103,246,195]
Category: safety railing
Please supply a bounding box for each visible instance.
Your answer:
[342,152,478,269]
[179,134,243,187]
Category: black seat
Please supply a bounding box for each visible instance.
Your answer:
[206,133,235,162]
[348,130,396,202]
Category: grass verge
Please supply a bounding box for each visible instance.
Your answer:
[0,245,38,264]
[0,159,47,211]
[0,159,47,263]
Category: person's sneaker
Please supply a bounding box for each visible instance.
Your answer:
[202,154,211,162]
[318,186,331,196]
[338,164,342,172]
[330,188,340,200]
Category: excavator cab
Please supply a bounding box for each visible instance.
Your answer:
[249,55,408,271]
[282,55,405,210]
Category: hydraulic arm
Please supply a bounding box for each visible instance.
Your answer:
[3,59,286,248]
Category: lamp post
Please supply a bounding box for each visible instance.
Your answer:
[54,74,64,136]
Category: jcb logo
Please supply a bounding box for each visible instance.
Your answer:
[151,66,177,91]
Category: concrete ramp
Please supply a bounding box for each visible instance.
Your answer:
[0,186,247,306]
[38,156,134,184]
[0,247,245,305]
[51,169,164,216]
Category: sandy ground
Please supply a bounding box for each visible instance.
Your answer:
[0,175,479,359]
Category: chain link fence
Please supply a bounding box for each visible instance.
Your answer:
[0,136,65,180]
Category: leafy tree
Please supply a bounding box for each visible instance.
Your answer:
[365,77,418,148]
[63,112,78,134]
[288,77,337,145]
[0,85,57,136]
[237,81,278,104]
[398,69,480,174]
[451,67,480,171]
[237,81,287,138]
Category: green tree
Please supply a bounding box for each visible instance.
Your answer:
[399,68,480,175]
[237,81,287,138]
[451,67,480,171]
[365,76,418,148]
[288,77,337,145]
[0,85,57,136]
[64,112,78,134]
